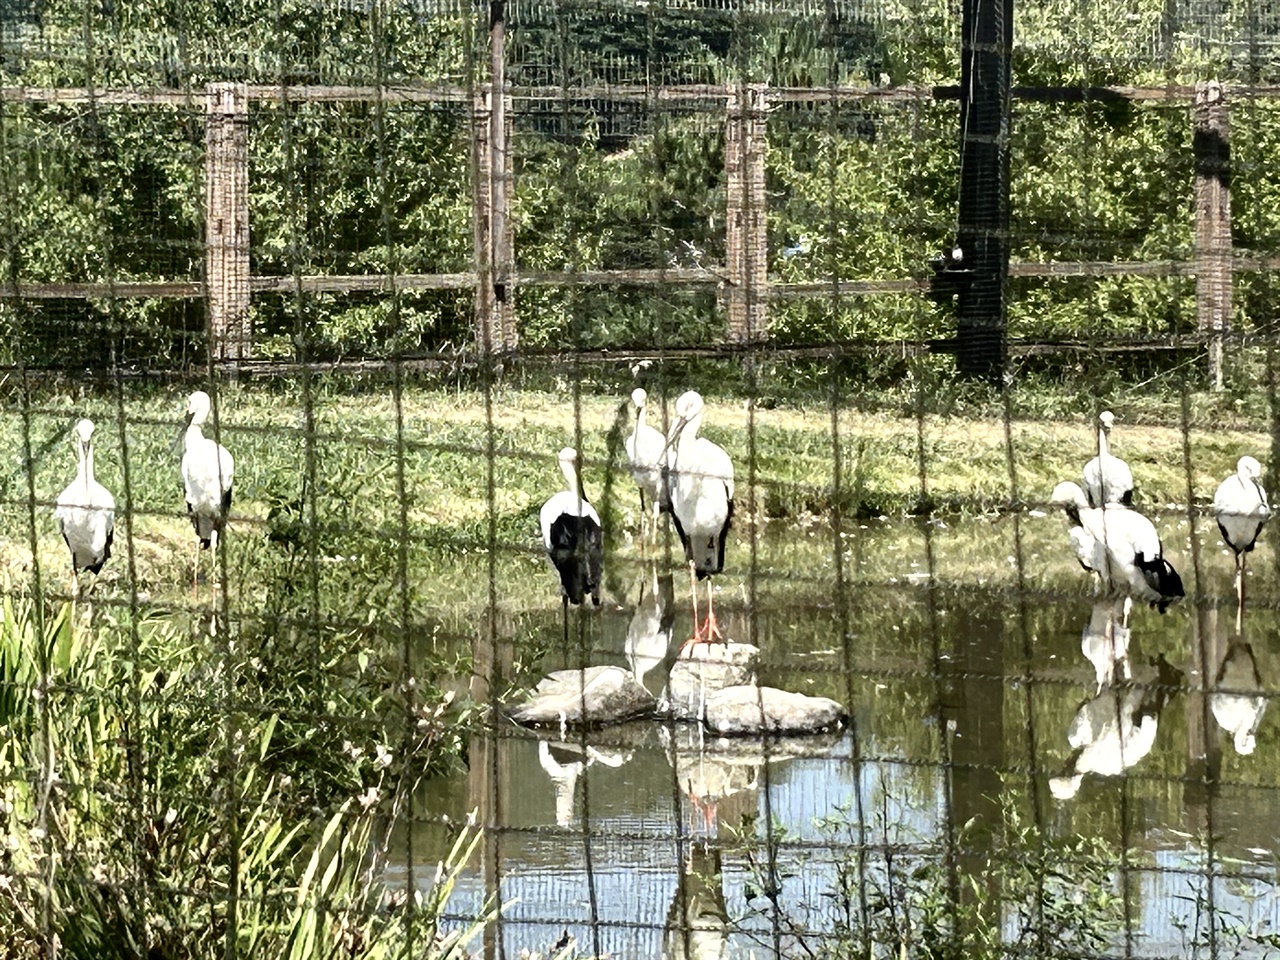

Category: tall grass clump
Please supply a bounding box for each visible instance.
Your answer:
[0,595,489,958]
[734,794,1125,958]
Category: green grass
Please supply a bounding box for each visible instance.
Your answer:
[1,377,1270,616]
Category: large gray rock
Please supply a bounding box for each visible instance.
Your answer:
[508,665,656,728]
[703,685,846,736]
[665,642,759,720]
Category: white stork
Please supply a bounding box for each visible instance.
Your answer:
[664,391,734,647]
[623,388,667,543]
[181,390,235,588]
[1082,410,1134,507]
[1212,455,1270,617]
[54,418,115,596]
[1050,481,1184,622]
[539,447,603,609]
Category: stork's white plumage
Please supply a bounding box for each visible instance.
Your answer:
[623,388,667,541]
[539,447,603,607]
[181,391,234,587]
[1050,481,1184,618]
[1213,455,1270,619]
[664,391,734,647]
[1082,411,1134,507]
[54,418,115,590]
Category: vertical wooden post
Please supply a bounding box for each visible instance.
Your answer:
[205,82,250,363]
[1195,81,1231,391]
[724,83,769,343]
[472,1,516,355]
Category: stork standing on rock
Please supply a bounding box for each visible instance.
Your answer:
[664,391,734,648]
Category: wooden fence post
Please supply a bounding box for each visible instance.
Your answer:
[1195,80,1231,391]
[205,82,250,363]
[472,1,517,355]
[724,83,769,343]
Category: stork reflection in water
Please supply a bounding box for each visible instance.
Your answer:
[1050,655,1180,800]
[1211,641,1267,756]
[626,563,675,689]
[1081,599,1131,693]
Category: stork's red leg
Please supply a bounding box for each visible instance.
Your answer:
[703,579,724,642]
[679,561,704,651]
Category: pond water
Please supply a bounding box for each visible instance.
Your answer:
[389,512,1280,959]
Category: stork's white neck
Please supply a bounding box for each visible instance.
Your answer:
[1097,421,1112,458]
[559,456,581,497]
[78,439,95,490]
[675,409,702,459]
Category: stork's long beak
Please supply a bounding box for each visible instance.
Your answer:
[171,410,193,454]
[659,415,688,460]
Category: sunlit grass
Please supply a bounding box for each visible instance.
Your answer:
[1,381,1270,626]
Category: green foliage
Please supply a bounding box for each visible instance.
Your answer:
[9,0,1280,366]
[0,594,489,958]
[736,795,1125,959]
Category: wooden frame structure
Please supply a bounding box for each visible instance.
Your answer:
[0,77,1258,378]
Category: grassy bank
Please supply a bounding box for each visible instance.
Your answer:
[2,381,1269,597]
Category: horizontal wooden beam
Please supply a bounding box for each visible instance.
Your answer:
[12,82,1280,108]
[1008,259,1199,278]
[2,256,1276,300]
[0,331,1249,384]
[0,280,204,298]
[251,273,476,294]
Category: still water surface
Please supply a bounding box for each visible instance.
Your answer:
[391,513,1280,958]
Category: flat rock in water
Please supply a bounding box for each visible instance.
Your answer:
[703,685,847,736]
[507,665,656,728]
[666,642,760,720]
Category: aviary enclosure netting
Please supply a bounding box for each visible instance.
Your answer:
[2,0,1280,957]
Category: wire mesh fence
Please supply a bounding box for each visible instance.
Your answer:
[3,0,1280,957]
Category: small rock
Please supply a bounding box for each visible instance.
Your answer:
[507,665,656,728]
[703,685,847,736]
[666,642,759,720]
